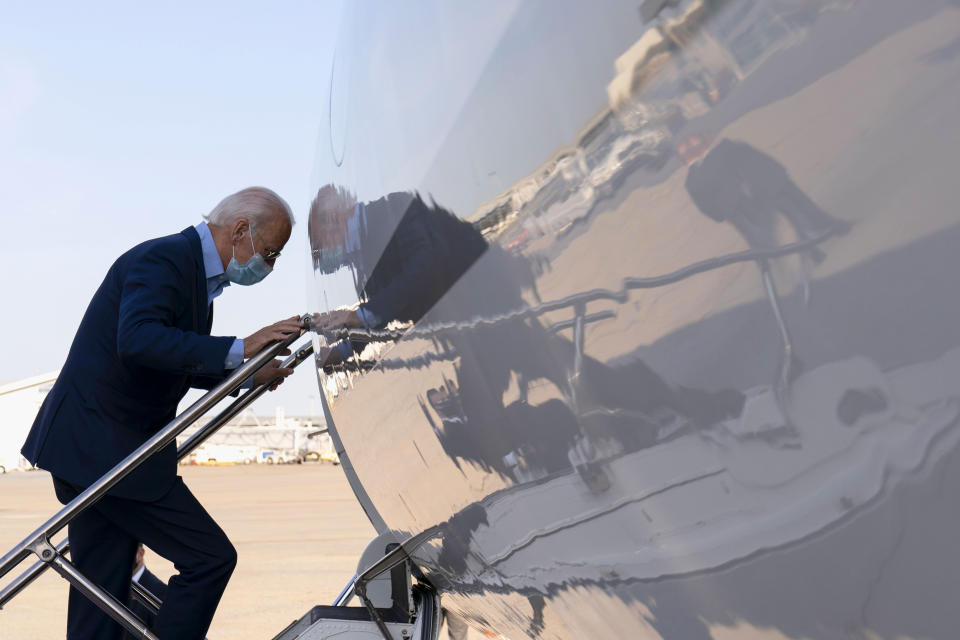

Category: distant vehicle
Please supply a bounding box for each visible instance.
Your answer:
[258,448,300,465]
[589,128,670,196]
[304,430,339,464]
[190,444,258,465]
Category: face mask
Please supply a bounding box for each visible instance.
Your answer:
[314,245,346,274]
[225,228,273,285]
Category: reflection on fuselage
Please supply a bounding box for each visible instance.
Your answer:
[310,186,750,483]
[308,0,960,637]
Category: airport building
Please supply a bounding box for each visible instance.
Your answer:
[0,373,333,472]
[177,408,336,466]
[0,373,57,473]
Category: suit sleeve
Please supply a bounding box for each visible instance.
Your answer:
[117,244,235,375]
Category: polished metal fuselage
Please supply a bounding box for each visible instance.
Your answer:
[308,1,960,637]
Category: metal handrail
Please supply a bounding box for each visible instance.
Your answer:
[50,553,161,640]
[0,538,69,610]
[131,579,163,616]
[317,228,837,346]
[176,340,316,460]
[354,543,413,640]
[0,319,312,638]
[0,338,317,612]
[332,573,357,607]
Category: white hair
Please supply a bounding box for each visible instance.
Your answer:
[204,186,295,232]
[309,184,357,222]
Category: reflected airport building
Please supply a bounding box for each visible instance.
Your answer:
[307,0,960,638]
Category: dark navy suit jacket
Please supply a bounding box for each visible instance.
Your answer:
[356,193,486,325]
[22,226,235,501]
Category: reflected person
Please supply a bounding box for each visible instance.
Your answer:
[309,186,488,343]
[309,185,743,479]
[685,138,848,259]
[308,186,560,477]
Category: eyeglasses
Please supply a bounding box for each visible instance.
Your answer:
[247,227,282,261]
[250,228,280,262]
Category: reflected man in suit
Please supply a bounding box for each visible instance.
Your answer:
[308,185,744,480]
[685,138,848,259]
[22,187,303,640]
[685,138,851,397]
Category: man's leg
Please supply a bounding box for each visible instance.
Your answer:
[52,477,139,640]
[90,477,237,640]
[776,182,847,238]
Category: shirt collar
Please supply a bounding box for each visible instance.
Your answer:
[195,221,227,282]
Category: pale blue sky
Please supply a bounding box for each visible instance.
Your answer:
[0,0,644,418]
[1,1,342,416]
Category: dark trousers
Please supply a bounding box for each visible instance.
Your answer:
[53,476,237,640]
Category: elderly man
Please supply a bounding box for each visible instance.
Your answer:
[21,187,303,640]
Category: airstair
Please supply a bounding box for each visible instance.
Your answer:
[0,316,439,640]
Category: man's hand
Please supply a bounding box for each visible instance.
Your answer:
[244,316,303,358]
[311,309,362,333]
[252,359,294,391]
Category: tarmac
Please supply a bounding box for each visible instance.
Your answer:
[0,464,399,639]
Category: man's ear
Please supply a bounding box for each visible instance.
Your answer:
[231,218,250,243]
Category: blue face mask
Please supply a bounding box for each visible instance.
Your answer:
[225,229,273,286]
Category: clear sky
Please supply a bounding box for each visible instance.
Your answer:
[1,1,342,417]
